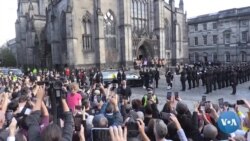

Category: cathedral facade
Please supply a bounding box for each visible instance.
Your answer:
[16,0,188,69]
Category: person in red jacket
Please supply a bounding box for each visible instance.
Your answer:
[65,67,70,78]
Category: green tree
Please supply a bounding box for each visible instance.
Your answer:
[0,48,17,67]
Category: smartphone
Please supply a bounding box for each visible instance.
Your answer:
[6,110,13,122]
[91,128,111,141]
[161,112,171,120]
[24,108,32,115]
[236,100,245,105]
[200,105,205,112]
[174,92,179,99]
[167,92,172,100]
[200,96,206,106]
[218,98,224,108]
[202,96,206,102]
[74,114,83,132]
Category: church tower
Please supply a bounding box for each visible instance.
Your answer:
[179,0,184,10]
[169,0,175,11]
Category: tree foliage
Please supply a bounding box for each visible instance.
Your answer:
[0,48,17,67]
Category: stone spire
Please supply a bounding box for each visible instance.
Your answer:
[28,0,34,11]
[169,0,175,11]
[179,0,184,10]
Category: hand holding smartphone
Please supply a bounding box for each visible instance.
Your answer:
[167,92,172,100]
[236,100,245,105]
[174,92,179,100]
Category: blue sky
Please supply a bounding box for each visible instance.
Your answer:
[0,0,250,45]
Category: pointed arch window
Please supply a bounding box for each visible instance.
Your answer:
[131,0,148,33]
[82,13,92,50]
[104,11,116,48]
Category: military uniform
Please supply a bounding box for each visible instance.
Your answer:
[230,70,238,95]
[180,70,186,91]
[187,68,193,89]
[154,69,160,88]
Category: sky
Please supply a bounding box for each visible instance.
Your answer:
[1,0,250,45]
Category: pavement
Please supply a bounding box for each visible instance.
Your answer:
[130,74,250,112]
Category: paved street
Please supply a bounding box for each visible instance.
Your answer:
[131,74,250,112]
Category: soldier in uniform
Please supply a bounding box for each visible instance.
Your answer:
[225,67,230,87]
[117,70,122,86]
[212,67,217,91]
[180,69,186,91]
[187,67,193,90]
[196,68,201,87]
[231,68,238,95]
[149,69,154,84]
[154,68,160,88]
[217,68,222,89]
[139,69,145,87]
[221,67,225,88]
[165,70,173,89]
[205,68,212,94]
[201,67,206,86]
[144,69,150,88]
[89,69,95,85]
[192,67,197,88]
[121,70,126,81]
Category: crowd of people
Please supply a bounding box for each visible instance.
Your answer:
[0,67,249,141]
[134,58,166,70]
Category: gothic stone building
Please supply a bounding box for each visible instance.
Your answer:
[188,7,250,64]
[15,0,48,67]
[16,0,188,69]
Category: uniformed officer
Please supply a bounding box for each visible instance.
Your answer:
[204,68,212,94]
[180,69,186,91]
[117,70,122,86]
[154,68,160,88]
[231,68,238,95]
[217,68,222,89]
[212,67,217,90]
[149,69,154,84]
[192,67,197,88]
[144,69,150,88]
[187,67,193,90]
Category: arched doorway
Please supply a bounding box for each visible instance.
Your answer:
[138,45,148,60]
[136,39,154,60]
